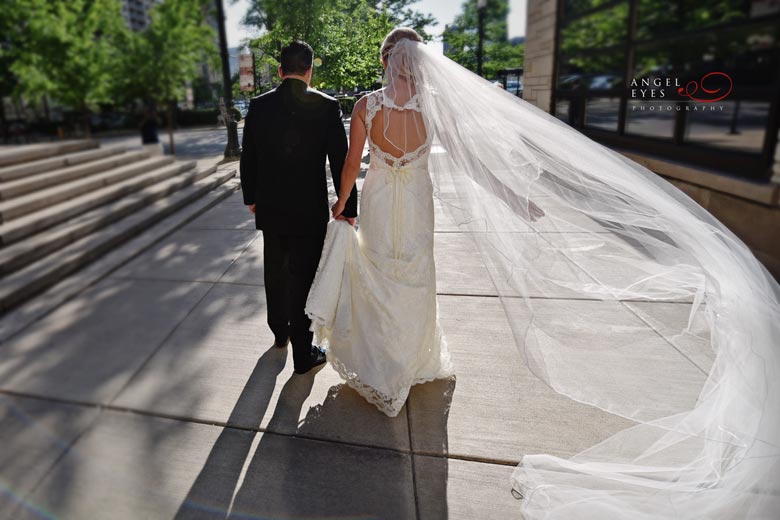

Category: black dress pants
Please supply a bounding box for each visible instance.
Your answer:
[262,230,325,370]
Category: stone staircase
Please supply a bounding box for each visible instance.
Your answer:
[0,140,236,313]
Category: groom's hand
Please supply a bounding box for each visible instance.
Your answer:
[247,204,256,214]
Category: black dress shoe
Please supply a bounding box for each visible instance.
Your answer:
[274,336,289,348]
[294,346,327,374]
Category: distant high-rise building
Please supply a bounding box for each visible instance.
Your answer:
[121,0,160,32]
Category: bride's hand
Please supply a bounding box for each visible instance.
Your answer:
[331,198,346,219]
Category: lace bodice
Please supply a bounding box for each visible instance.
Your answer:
[364,89,432,170]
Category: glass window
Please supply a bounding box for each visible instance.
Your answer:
[563,0,620,19]
[625,99,676,139]
[586,97,621,131]
[560,3,630,54]
[637,0,754,39]
[555,99,572,123]
[685,100,769,153]
[633,22,780,89]
[557,52,625,91]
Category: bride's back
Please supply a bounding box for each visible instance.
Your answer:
[366,88,428,163]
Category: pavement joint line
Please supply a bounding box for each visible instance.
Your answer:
[435,291,694,304]
[406,393,420,519]
[432,230,613,234]
[0,178,240,344]
[0,387,523,469]
[184,227,257,231]
[11,396,106,508]
[106,274,263,288]
[523,229,709,374]
[625,305,711,376]
[104,275,217,285]
[106,231,262,407]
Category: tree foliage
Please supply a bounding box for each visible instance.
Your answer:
[443,0,524,79]
[245,0,435,92]
[8,0,129,116]
[119,0,218,107]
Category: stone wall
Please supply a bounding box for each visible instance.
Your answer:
[523,0,557,112]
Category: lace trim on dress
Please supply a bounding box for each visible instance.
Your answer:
[316,331,455,417]
[365,90,432,169]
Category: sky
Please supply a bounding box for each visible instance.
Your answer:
[225,0,528,51]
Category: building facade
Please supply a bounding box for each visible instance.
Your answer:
[524,0,780,275]
[121,0,160,32]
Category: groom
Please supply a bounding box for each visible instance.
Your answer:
[240,41,358,374]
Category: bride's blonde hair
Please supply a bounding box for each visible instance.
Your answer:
[380,27,423,63]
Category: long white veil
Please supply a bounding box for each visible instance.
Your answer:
[384,38,780,518]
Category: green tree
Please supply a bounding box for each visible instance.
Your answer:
[367,0,437,40]
[312,0,395,91]
[9,0,129,136]
[443,0,524,79]
[120,0,218,153]
[245,0,434,92]
[0,0,28,140]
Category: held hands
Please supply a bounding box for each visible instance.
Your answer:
[331,198,355,226]
[247,204,256,214]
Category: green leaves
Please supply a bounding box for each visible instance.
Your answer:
[443,0,524,79]
[8,0,129,110]
[245,0,433,92]
[124,0,218,106]
[4,0,217,114]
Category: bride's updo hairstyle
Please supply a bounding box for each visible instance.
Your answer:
[380,27,423,66]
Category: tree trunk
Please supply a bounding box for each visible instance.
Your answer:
[167,102,175,155]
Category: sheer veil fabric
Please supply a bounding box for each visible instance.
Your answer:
[384,38,780,518]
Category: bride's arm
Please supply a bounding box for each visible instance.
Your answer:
[333,96,368,217]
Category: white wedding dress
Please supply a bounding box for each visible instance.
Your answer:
[305,88,454,417]
[311,38,780,518]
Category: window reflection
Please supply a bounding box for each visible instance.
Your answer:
[553,0,779,177]
[586,97,621,131]
[560,3,629,53]
[563,0,618,18]
[555,100,572,123]
[626,100,676,139]
[637,0,755,39]
[558,53,625,91]
[634,23,779,89]
[686,101,769,153]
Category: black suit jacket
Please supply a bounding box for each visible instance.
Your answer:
[239,78,358,236]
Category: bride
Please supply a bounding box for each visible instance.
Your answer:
[305,28,455,417]
[308,27,780,519]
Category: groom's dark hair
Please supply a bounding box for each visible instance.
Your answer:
[280,40,314,75]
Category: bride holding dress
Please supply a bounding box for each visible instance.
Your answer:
[305,28,454,417]
[308,25,780,519]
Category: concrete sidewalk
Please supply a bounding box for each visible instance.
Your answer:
[0,169,708,518]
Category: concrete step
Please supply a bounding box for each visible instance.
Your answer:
[0,154,169,222]
[0,163,220,276]
[0,140,98,168]
[0,159,195,246]
[0,147,141,200]
[0,166,236,313]
[0,145,127,183]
